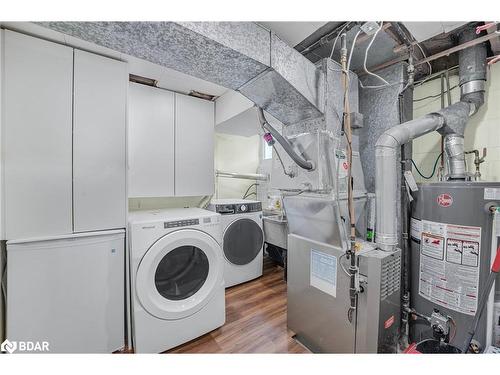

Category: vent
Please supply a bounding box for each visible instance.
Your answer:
[189,90,218,101]
[129,74,158,87]
[380,253,401,301]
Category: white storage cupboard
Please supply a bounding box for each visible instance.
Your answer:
[128,84,215,198]
[2,30,127,239]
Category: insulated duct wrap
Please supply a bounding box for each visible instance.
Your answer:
[37,21,323,125]
[375,115,444,250]
[374,24,487,251]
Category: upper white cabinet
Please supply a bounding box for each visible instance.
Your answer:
[128,86,215,198]
[73,50,127,232]
[128,83,175,198]
[3,30,73,239]
[2,30,128,240]
[175,94,215,196]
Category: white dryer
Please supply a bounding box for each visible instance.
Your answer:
[128,208,225,353]
[208,199,264,288]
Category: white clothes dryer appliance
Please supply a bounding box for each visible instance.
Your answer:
[128,208,225,353]
[207,199,264,288]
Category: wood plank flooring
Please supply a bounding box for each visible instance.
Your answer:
[166,257,309,354]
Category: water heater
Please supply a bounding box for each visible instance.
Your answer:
[410,181,500,348]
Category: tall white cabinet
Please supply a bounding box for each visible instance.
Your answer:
[73,50,127,232]
[2,30,127,240]
[3,31,74,239]
[128,85,215,198]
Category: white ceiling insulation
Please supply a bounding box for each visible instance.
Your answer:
[258,22,327,47]
[403,22,467,42]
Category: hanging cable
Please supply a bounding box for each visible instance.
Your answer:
[363,22,391,86]
[415,42,432,75]
[413,85,458,102]
[409,152,443,180]
[241,183,258,200]
[346,28,362,72]
[243,192,257,199]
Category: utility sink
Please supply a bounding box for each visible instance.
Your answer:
[262,211,288,250]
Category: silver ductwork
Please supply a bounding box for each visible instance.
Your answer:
[375,115,444,250]
[37,21,323,126]
[375,25,487,251]
[440,26,487,179]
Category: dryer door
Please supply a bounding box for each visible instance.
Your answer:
[223,218,264,266]
[136,229,223,320]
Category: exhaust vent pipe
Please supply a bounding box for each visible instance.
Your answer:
[375,25,487,251]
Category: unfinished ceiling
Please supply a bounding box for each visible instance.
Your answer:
[258,22,327,47]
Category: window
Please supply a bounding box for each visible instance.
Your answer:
[263,140,273,160]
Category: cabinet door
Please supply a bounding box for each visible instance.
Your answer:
[128,83,175,197]
[175,94,215,196]
[3,30,73,239]
[73,50,127,232]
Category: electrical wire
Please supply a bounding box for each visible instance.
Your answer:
[242,183,258,199]
[339,253,351,276]
[413,84,458,102]
[272,144,294,177]
[362,22,391,86]
[243,192,257,199]
[347,29,362,72]
[415,42,432,75]
[410,152,443,180]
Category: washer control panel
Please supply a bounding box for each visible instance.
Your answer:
[212,202,262,215]
[164,219,200,228]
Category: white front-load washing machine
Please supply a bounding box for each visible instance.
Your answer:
[207,199,264,288]
[128,208,225,353]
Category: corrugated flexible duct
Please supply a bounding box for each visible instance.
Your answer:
[375,25,487,251]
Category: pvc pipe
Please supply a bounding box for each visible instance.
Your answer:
[216,170,269,181]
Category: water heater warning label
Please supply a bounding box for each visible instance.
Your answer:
[418,220,481,316]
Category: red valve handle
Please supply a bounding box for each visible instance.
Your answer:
[492,246,500,273]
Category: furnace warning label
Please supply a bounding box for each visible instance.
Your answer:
[418,220,481,316]
[310,249,337,298]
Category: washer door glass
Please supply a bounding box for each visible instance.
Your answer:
[136,229,223,320]
[155,246,209,301]
[223,218,263,265]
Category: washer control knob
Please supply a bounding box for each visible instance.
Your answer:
[240,204,247,212]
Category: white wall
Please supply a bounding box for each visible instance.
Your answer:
[215,133,261,199]
[412,63,500,182]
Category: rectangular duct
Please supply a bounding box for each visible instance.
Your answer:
[36,21,323,125]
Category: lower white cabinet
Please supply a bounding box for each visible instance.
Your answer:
[175,94,215,196]
[73,50,127,232]
[6,230,125,353]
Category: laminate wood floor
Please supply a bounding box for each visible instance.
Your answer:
[166,257,309,354]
